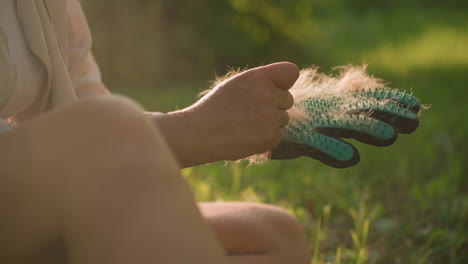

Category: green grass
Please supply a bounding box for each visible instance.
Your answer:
[105,6,467,264]
[114,78,466,263]
[364,26,468,74]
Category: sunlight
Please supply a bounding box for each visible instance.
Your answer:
[364,26,468,73]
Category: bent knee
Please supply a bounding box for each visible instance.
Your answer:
[62,95,150,137]
[20,95,151,144]
[18,95,178,178]
[201,202,310,263]
[56,95,159,150]
[68,96,175,166]
[241,203,310,263]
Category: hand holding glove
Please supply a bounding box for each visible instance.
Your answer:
[270,66,421,168]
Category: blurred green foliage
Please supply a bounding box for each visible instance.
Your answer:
[82,1,467,263]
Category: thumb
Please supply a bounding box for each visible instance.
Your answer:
[260,62,300,90]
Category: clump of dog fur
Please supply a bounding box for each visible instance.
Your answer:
[209,65,413,165]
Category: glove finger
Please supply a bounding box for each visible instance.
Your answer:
[313,115,397,146]
[352,89,420,114]
[269,141,308,160]
[344,99,419,134]
[347,110,419,134]
[275,133,360,168]
[359,110,418,134]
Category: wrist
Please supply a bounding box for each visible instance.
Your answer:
[149,108,219,168]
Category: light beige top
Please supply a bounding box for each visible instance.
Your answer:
[0,0,109,125]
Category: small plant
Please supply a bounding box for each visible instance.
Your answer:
[311,204,332,264]
[309,195,378,264]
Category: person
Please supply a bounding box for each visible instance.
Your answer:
[0,1,310,263]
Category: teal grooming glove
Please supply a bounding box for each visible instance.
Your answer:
[270,87,421,168]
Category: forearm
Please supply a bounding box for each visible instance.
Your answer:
[73,86,219,168]
[147,110,220,168]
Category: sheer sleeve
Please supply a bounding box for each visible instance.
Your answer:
[67,0,110,98]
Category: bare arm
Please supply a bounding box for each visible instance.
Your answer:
[150,62,298,168]
[68,0,110,99]
[68,0,298,168]
[71,61,297,168]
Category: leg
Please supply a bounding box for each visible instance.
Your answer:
[0,95,228,264]
[199,202,311,264]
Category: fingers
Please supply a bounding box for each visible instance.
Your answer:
[260,62,300,90]
[302,136,360,168]
[360,110,419,134]
[344,100,419,134]
[314,115,398,147]
[341,96,419,134]
[270,136,361,168]
[351,89,420,114]
[273,89,294,110]
[269,141,307,160]
[232,62,296,109]
[278,110,290,128]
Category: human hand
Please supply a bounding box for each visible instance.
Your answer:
[269,66,421,168]
[176,62,299,163]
